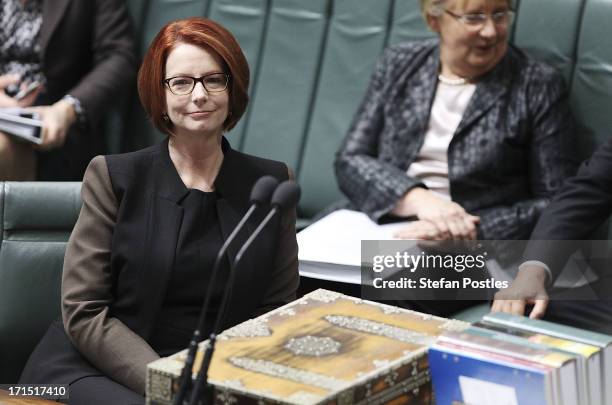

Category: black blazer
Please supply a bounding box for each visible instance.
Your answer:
[37,0,137,179]
[524,137,612,281]
[20,138,299,394]
[335,39,577,240]
[103,139,298,338]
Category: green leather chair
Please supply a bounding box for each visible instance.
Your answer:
[0,182,81,383]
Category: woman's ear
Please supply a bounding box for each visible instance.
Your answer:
[427,14,441,32]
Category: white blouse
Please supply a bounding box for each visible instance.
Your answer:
[407,77,476,199]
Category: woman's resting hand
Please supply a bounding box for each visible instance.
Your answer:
[392,188,480,240]
[0,74,73,150]
[491,264,550,319]
[393,220,443,240]
[0,74,41,108]
[26,100,76,150]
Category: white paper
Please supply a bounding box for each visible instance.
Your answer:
[459,375,519,405]
[297,209,409,266]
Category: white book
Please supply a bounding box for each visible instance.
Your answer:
[296,209,410,284]
[0,109,43,145]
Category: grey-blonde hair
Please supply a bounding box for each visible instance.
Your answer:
[420,0,515,23]
[420,0,446,19]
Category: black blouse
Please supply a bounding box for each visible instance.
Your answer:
[149,189,228,357]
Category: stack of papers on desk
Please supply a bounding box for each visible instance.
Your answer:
[0,108,43,144]
[296,209,409,284]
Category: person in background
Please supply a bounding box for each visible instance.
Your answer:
[19,17,299,404]
[0,0,136,181]
[492,137,612,334]
[333,0,576,316]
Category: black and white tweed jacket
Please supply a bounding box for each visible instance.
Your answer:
[334,39,577,240]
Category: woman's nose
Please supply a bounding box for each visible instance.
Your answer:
[191,81,208,102]
[479,17,498,39]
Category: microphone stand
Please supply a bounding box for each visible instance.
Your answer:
[187,181,300,405]
[173,176,278,405]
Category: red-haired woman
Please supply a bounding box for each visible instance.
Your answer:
[19,18,299,404]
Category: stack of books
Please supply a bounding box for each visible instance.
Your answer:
[429,312,612,405]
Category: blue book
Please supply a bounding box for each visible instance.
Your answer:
[429,343,554,405]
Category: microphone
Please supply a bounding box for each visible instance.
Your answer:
[173,175,278,405]
[188,180,301,405]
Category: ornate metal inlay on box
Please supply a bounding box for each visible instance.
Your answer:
[286,391,324,404]
[229,356,350,391]
[307,289,343,303]
[147,368,173,402]
[215,389,238,405]
[278,307,297,316]
[284,335,342,357]
[379,304,403,315]
[324,315,436,345]
[147,289,466,405]
[221,379,244,390]
[372,359,392,369]
[218,318,271,340]
[440,318,470,331]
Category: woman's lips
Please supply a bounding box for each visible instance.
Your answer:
[187,110,214,118]
[474,43,496,53]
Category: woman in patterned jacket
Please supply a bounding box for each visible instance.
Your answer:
[336,0,576,242]
[334,0,577,315]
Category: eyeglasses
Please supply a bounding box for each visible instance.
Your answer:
[444,9,515,30]
[163,73,230,95]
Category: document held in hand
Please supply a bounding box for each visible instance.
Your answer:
[0,108,43,145]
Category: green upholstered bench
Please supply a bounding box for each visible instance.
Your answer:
[0,182,81,383]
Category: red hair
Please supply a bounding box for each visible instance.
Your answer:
[137,17,249,134]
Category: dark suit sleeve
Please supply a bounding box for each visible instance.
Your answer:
[523,137,612,280]
[62,156,159,394]
[68,0,137,122]
[254,166,300,316]
[334,47,426,221]
[475,67,577,240]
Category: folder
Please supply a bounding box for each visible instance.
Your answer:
[0,108,43,145]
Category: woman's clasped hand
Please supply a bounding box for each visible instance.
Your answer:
[392,188,480,240]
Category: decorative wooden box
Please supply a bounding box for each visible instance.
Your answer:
[147,289,467,405]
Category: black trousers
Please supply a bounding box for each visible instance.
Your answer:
[68,376,144,405]
[19,321,144,405]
